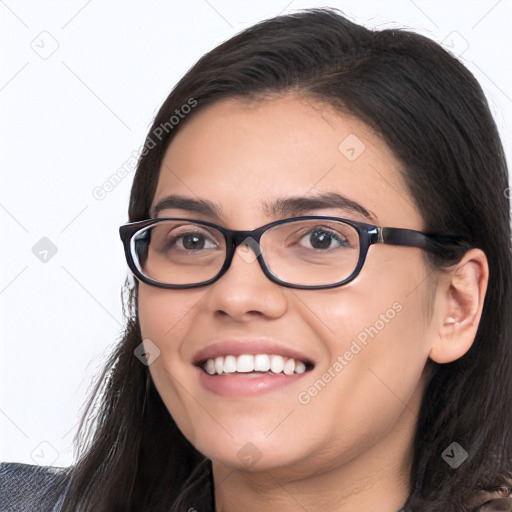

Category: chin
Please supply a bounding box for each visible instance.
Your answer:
[194,429,308,473]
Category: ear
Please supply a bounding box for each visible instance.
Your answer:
[428,249,489,364]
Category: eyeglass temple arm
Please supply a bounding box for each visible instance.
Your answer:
[379,227,471,259]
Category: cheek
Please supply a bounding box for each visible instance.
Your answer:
[342,250,432,344]
[292,288,430,450]
[300,288,429,383]
[300,272,429,354]
[137,285,202,403]
[295,252,433,408]
[137,285,208,442]
[138,284,202,342]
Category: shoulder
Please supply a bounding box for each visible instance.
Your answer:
[0,462,72,512]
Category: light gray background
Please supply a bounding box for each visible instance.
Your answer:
[1,0,511,467]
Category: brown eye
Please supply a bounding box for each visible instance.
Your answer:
[301,228,348,250]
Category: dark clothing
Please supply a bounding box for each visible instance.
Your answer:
[0,463,71,511]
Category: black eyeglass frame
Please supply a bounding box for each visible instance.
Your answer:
[119,216,472,290]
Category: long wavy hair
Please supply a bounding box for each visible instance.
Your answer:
[60,8,512,511]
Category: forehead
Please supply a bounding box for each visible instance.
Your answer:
[151,94,423,229]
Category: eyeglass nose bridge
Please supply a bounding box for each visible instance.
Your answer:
[214,228,272,285]
[226,229,265,262]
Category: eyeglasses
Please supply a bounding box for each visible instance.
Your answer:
[119,216,471,290]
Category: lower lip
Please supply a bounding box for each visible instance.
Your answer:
[195,366,310,396]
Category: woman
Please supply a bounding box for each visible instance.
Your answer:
[1,7,511,512]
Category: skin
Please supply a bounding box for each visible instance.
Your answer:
[137,94,488,512]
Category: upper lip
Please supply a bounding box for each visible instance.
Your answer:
[192,339,315,367]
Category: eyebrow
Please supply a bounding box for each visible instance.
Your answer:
[150,192,376,222]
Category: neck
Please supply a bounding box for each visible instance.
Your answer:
[212,404,418,512]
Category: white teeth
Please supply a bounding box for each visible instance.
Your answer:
[236,354,254,373]
[224,355,237,373]
[201,354,309,376]
[214,356,224,374]
[205,358,216,375]
[294,360,306,374]
[270,354,284,374]
[254,354,271,372]
[283,358,295,375]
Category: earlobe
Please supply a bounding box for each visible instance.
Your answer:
[428,249,489,364]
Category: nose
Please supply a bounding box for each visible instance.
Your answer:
[202,240,288,321]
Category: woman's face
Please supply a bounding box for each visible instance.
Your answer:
[138,94,438,479]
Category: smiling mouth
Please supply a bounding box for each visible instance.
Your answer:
[197,353,314,376]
